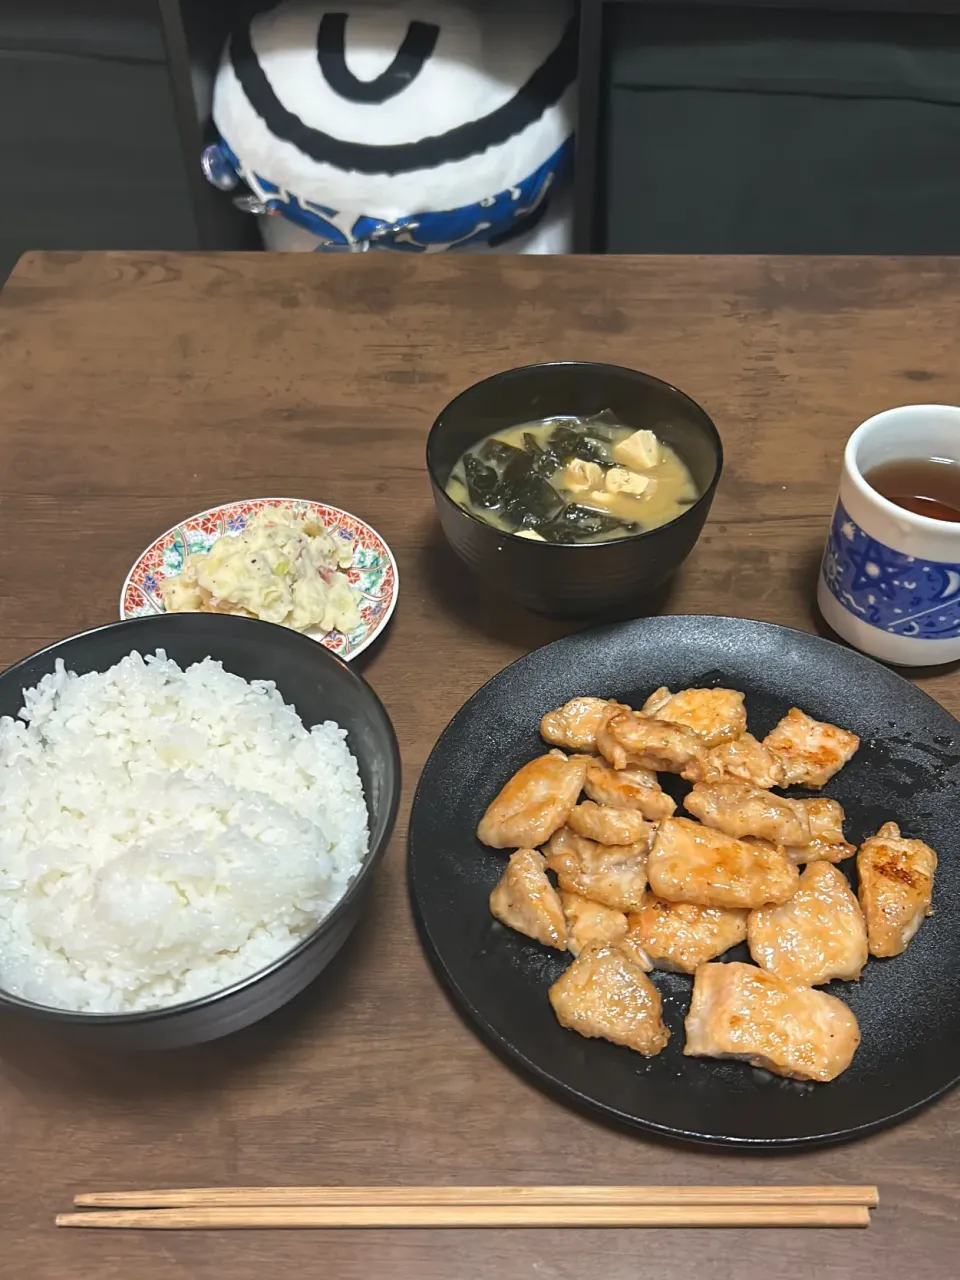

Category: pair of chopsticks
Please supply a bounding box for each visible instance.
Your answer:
[57,1184,879,1230]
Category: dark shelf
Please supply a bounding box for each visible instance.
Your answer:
[575,0,960,253]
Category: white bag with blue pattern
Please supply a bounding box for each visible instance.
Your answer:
[206,0,576,253]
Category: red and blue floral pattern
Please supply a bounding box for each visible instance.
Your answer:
[121,498,398,660]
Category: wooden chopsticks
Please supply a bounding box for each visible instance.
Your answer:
[73,1184,879,1209]
[58,1185,878,1230]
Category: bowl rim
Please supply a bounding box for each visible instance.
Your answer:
[0,614,401,1026]
[425,360,724,549]
[119,496,400,662]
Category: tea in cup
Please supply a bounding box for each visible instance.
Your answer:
[817,404,960,666]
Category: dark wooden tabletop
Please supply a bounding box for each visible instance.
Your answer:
[1,251,958,1280]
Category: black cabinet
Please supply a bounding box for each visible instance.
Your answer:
[0,0,257,283]
[0,51,197,274]
[575,0,960,252]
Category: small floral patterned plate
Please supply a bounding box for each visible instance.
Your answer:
[121,498,399,661]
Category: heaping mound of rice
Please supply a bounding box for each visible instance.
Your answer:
[0,651,368,1013]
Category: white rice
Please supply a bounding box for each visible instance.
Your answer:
[0,651,368,1013]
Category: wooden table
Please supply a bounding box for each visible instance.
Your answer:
[1,252,957,1279]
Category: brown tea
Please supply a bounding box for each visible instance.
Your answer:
[863,456,960,522]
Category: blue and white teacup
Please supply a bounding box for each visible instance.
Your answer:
[817,404,960,666]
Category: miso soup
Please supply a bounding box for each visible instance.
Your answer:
[445,411,700,544]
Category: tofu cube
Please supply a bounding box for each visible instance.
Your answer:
[580,489,618,512]
[563,458,605,491]
[605,467,652,497]
[613,429,660,471]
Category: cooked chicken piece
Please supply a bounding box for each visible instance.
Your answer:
[583,758,677,821]
[647,817,799,909]
[857,821,937,957]
[545,827,648,912]
[762,708,860,788]
[549,942,670,1056]
[601,711,704,774]
[784,797,855,865]
[561,892,629,957]
[568,801,654,847]
[684,733,785,789]
[684,785,855,868]
[544,826,585,861]
[787,837,854,866]
[540,697,629,753]
[747,862,868,985]
[594,759,657,791]
[489,849,567,950]
[620,897,748,974]
[477,752,588,849]
[596,719,650,772]
[642,686,747,749]
[807,798,849,842]
[684,781,811,846]
[684,962,860,1083]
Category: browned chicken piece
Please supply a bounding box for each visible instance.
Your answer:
[549,942,670,1056]
[544,826,585,862]
[647,817,799,909]
[806,797,848,841]
[560,892,629,958]
[642,686,747,748]
[787,836,856,866]
[477,751,588,849]
[857,821,938,957]
[762,707,860,788]
[596,720,651,772]
[601,710,704,774]
[684,962,860,1083]
[747,862,868,985]
[620,897,748,974]
[540,697,629,753]
[488,849,567,950]
[684,781,811,846]
[684,733,785,789]
[568,800,654,847]
[583,758,677,820]
[545,827,648,912]
[685,785,855,867]
[784,798,855,865]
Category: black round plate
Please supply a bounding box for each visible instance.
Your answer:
[408,616,960,1148]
